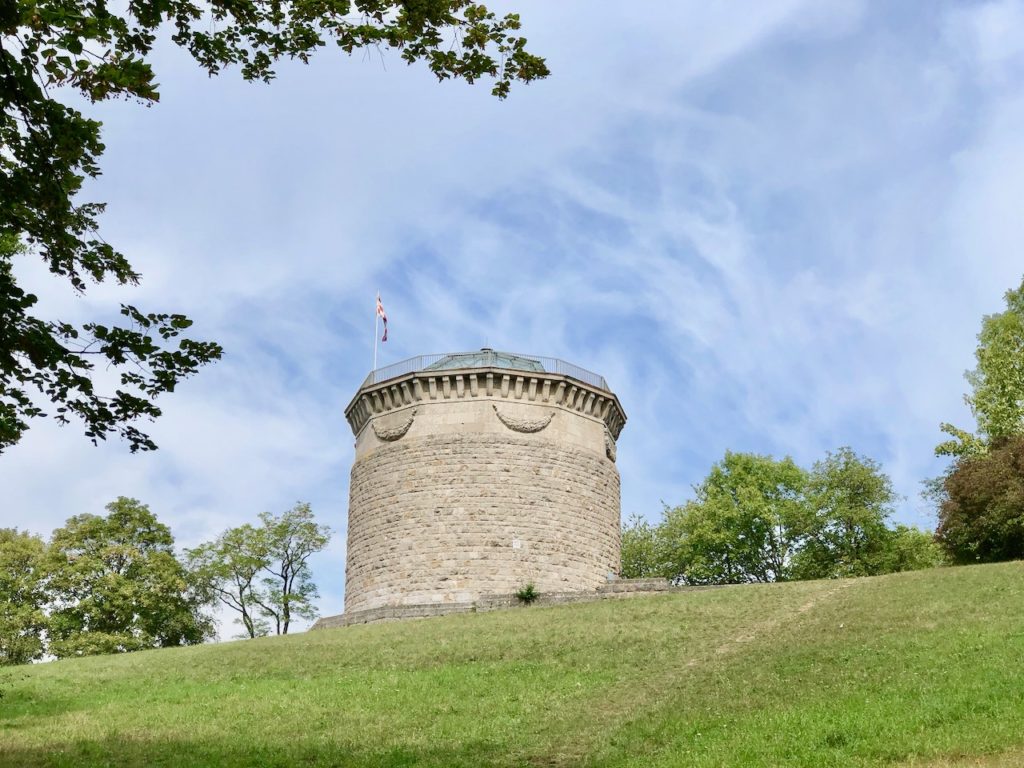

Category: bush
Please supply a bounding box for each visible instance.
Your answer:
[515,583,538,604]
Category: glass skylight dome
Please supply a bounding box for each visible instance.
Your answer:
[422,348,545,373]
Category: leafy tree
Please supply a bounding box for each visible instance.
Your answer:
[189,502,330,636]
[619,513,661,579]
[0,230,222,453]
[186,524,270,639]
[1,1,547,453]
[651,448,937,585]
[936,435,1024,564]
[793,448,900,579]
[46,497,213,657]
[659,452,808,585]
[937,277,1024,457]
[876,525,946,573]
[256,503,331,634]
[0,528,48,665]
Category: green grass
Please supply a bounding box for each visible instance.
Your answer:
[2,563,1023,767]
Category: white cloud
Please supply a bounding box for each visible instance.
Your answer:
[945,0,1024,81]
[4,1,1024,635]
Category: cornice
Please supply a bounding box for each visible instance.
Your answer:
[345,366,626,440]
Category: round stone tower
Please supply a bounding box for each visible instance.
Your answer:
[341,349,627,614]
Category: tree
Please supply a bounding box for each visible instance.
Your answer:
[651,448,937,585]
[0,230,222,453]
[1,2,547,453]
[936,435,1024,564]
[793,448,901,579]
[876,525,946,573]
[188,502,330,637]
[186,524,270,639]
[255,503,331,634]
[46,497,213,657]
[0,528,48,665]
[937,277,1024,457]
[619,513,661,579]
[659,452,809,585]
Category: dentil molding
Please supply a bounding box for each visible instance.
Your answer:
[347,366,626,441]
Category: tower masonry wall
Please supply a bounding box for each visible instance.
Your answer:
[341,366,626,614]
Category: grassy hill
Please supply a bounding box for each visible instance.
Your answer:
[1,562,1023,768]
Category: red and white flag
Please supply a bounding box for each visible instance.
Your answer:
[376,294,388,342]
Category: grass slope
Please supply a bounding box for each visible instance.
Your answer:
[1,562,1023,767]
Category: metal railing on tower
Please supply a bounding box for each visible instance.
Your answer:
[361,350,610,391]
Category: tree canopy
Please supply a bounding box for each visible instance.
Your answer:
[658,452,808,585]
[188,502,330,637]
[1,1,547,452]
[936,435,1024,564]
[46,497,213,657]
[937,276,1024,458]
[188,524,271,639]
[619,513,661,580]
[0,527,48,665]
[622,448,942,584]
[255,503,331,634]
[0,497,332,663]
[794,448,898,579]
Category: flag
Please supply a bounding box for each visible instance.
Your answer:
[376,294,388,342]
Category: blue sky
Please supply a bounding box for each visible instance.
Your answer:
[4,0,1024,632]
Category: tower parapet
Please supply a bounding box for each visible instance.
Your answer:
[341,349,627,614]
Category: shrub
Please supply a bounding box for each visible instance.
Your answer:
[515,583,538,604]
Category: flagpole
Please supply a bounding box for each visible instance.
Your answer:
[373,290,379,373]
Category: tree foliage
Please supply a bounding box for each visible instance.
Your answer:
[630,448,940,585]
[794,448,900,579]
[619,513,661,579]
[659,452,808,585]
[1,229,223,452]
[0,528,48,665]
[188,502,330,637]
[937,277,1024,457]
[876,524,946,574]
[1,1,547,452]
[936,435,1024,564]
[187,524,270,639]
[46,497,213,657]
[255,503,331,634]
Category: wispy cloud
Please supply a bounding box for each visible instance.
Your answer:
[4,1,1023,632]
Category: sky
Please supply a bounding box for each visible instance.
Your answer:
[3,0,1024,633]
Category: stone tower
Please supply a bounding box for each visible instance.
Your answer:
[341,349,626,615]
